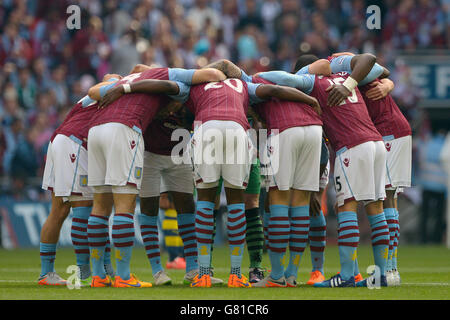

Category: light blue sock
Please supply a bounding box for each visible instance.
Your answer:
[71,207,91,270]
[268,204,290,280]
[195,201,215,276]
[87,215,109,278]
[354,258,360,276]
[104,239,112,265]
[227,203,246,276]
[177,213,198,273]
[392,209,400,270]
[309,211,326,274]
[284,205,309,279]
[337,211,359,280]
[385,207,396,271]
[139,214,163,275]
[40,242,56,277]
[111,213,135,280]
[368,212,390,276]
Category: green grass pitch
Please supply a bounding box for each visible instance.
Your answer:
[0,245,449,300]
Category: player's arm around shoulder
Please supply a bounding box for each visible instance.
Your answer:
[332,52,356,58]
[255,83,321,115]
[87,74,122,101]
[326,53,377,106]
[307,59,332,76]
[98,79,184,109]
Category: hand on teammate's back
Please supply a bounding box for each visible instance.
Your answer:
[309,97,322,115]
[325,84,350,106]
[365,81,389,101]
[98,86,124,109]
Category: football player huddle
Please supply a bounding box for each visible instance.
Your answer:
[38,51,411,289]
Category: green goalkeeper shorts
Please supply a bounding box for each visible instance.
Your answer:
[215,159,261,195]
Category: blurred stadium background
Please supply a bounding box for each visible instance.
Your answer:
[0,0,449,251]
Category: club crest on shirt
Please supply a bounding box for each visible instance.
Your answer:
[343,158,350,167]
[385,142,392,152]
[130,140,136,149]
[70,153,76,163]
[79,175,88,187]
[135,166,142,179]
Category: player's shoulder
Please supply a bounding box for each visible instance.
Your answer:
[141,67,169,78]
[329,54,353,64]
[251,76,272,85]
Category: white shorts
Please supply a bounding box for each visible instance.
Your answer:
[140,151,194,198]
[266,126,322,191]
[383,135,412,189]
[334,140,386,207]
[42,134,93,200]
[88,122,144,192]
[189,120,254,189]
[319,160,330,190]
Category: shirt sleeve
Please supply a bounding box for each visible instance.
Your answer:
[80,95,96,107]
[358,63,384,86]
[107,77,120,82]
[329,55,353,73]
[99,82,118,98]
[168,81,191,103]
[168,68,196,84]
[295,65,310,75]
[246,82,264,105]
[240,69,253,82]
[330,55,384,86]
[258,71,315,94]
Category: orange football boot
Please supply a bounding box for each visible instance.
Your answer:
[354,273,363,282]
[113,274,152,288]
[91,275,112,287]
[306,270,326,285]
[228,274,252,288]
[337,271,363,283]
[190,274,212,288]
[166,257,186,270]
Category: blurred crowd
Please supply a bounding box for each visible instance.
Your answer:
[0,0,449,200]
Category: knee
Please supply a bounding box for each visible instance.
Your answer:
[383,189,396,208]
[291,190,311,207]
[49,200,71,223]
[172,192,195,214]
[140,197,160,216]
[244,193,260,209]
[365,200,384,215]
[225,188,245,204]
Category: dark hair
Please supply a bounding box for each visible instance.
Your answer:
[293,54,319,73]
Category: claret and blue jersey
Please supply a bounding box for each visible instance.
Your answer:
[254,61,382,152]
